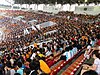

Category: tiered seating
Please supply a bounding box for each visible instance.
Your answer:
[50,49,82,75]
[62,49,94,75]
[45,51,61,62]
[62,54,85,75]
[46,52,62,67]
[50,60,65,75]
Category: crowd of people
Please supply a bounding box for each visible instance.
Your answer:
[0,10,99,75]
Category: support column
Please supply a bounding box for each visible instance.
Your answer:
[20,4,22,10]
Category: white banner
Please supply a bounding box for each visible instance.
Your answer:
[74,6,100,15]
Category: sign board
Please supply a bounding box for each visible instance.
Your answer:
[74,6,100,15]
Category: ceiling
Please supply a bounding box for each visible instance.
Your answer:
[14,0,100,4]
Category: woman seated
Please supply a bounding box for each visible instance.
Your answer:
[81,50,100,75]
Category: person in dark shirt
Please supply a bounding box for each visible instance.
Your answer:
[29,61,38,75]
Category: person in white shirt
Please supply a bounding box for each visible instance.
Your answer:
[83,50,100,75]
[30,50,37,60]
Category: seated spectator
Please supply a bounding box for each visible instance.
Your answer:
[4,61,15,75]
[84,45,92,59]
[29,61,38,75]
[24,61,30,75]
[96,34,100,46]
[0,67,4,75]
[82,50,100,75]
[17,62,23,75]
[36,56,51,74]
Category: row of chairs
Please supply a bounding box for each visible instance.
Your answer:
[50,49,82,75]
[45,51,61,62]
[46,51,62,67]
[62,54,85,75]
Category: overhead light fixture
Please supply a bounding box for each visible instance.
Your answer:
[85,0,88,2]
